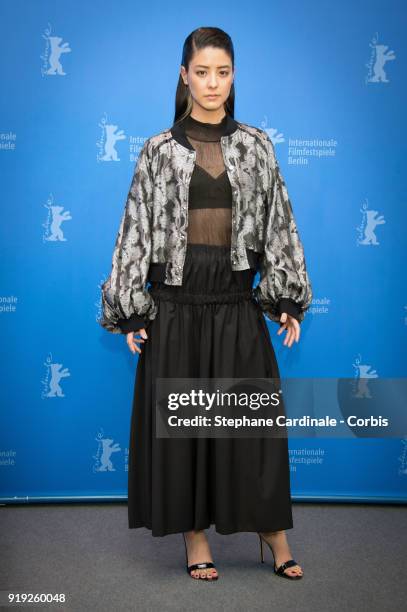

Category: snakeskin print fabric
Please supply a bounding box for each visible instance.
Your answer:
[98,115,313,333]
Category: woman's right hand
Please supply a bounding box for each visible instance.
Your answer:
[126,328,148,354]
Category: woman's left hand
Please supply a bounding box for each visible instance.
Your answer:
[276,312,300,348]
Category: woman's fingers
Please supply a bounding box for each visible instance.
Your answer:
[294,320,301,343]
[126,333,139,354]
[126,328,148,354]
[278,314,301,348]
[139,327,148,340]
[287,319,300,347]
[284,325,293,347]
[277,314,288,337]
[127,337,144,354]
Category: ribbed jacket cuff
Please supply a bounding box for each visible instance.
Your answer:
[118,313,148,334]
[277,298,302,322]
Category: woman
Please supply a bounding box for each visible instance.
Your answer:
[99,27,312,581]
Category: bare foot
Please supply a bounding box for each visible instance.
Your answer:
[183,530,218,580]
[259,530,303,577]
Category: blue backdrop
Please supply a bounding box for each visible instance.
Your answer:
[1,0,406,504]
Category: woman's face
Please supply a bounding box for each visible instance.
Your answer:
[181,46,234,114]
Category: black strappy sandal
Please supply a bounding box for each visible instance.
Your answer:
[182,533,219,581]
[258,533,303,580]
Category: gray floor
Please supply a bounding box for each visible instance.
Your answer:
[1,502,406,611]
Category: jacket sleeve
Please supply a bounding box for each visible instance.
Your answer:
[98,140,158,334]
[253,134,313,324]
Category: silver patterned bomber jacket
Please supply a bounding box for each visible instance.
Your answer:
[98,113,313,334]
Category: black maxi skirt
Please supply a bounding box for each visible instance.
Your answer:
[128,243,293,537]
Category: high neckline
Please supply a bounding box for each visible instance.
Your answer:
[184,113,229,142]
[186,114,228,128]
[170,113,238,151]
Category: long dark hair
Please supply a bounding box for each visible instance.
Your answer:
[174,27,235,124]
